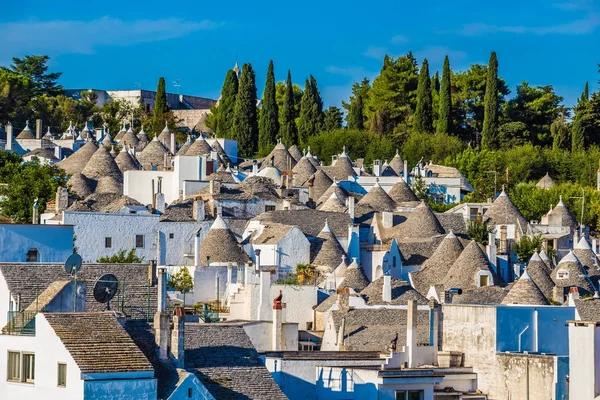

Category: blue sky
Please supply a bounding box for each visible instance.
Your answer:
[1,0,598,108]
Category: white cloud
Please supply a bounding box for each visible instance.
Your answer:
[326,66,368,80]
[414,46,467,64]
[0,17,221,56]
[457,13,600,36]
[362,46,388,60]
[390,35,409,45]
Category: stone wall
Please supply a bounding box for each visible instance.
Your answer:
[495,353,557,400]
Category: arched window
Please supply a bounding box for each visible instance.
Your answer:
[26,248,39,262]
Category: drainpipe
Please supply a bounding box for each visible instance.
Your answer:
[518,325,530,352]
[533,310,538,353]
[194,230,201,267]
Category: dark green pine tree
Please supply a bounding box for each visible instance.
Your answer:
[323,106,343,131]
[279,70,298,146]
[414,59,433,133]
[216,70,239,139]
[298,75,324,145]
[583,81,589,101]
[258,61,279,155]
[572,84,590,152]
[481,51,499,149]
[551,112,569,151]
[347,95,364,130]
[233,63,259,159]
[437,56,452,134]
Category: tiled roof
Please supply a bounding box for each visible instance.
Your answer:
[387,179,418,203]
[56,140,99,175]
[360,276,428,305]
[255,209,351,239]
[574,298,600,321]
[0,263,156,319]
[185,323,288,399]
[252,223,294,245]
[483,190,527,228]
[44,312,153,374]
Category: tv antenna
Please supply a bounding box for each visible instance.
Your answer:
[64,254,83,312]
[93,274,119,311]
[173,79,181,95]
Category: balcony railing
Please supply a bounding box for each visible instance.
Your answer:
[4,311,37,335]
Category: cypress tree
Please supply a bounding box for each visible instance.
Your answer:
[154,76,168,118]
[572,84,591,152]
[551,113,569,151]
[216,70,239,139]
[233,63,259,158]
[347,95,364,130]
[298,75,324,145]
[437,56,452,134]
[258,60,279,154]
[279,70,298,146]
[482,51,499,149]
[583,81,589,101]
[414,59,433,133]
[323,106,343,131]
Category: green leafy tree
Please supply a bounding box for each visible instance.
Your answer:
[323,106,343,131]
[0,156,68,222]
[482,52,500,149]
[412,174,429,200]
[551,111,570,151]
[216,70,239,139]
[498,121,530,148]
[296,263,316,285]
[97,249,144,263]
[5,55,63,97]
[437,56,452,135]
[258,61,279,155]
[279,71,299,147]
[366,53,418,135]
[298,75,324,145]
[168,267,194,305]
[401,131,464,168]
[414,59,434,133]
[0,69,33,123]
[467,218,492,245]
[233,63,259,158]
[512,235,543,263]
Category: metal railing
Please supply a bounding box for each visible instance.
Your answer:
[4,311,37,335]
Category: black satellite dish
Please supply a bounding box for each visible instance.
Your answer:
[64,253,83,276]
[93,274,119,310]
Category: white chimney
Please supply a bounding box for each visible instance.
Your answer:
[373,160,381,177]
[403,160,409,183]
[210,180,221,195]
[382,274,392,302]
[154,267,169,361]
[170,131,176,155]
[32,199,39,225]
[193,200,205,221]
[593,238,598,255]
[407,300,417,367]
[54,146,62,160]
[257,269,271,321]
[272,290,284,351]
[252,160,258,175]
[382,211,393,229]
[347,196,355,222]
[255,249,261,273]
[6,123,13,152]
[35,119,42,140]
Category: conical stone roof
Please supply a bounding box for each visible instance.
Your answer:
[306,147,320,168]
[137,137,169,171]
[483,189,527,228]
[211,140,231,165]
[113,125,127,141]
[199,215,249,265]
[361,276,428,305]
[526,252,555,299]
[329,149,356,180]
[338,258,369,292]
[396,201,445,239]
[316,181,349,206]
[115,148,139,173]
[332,256,349,279]
[444,241,494,289]
[574,236,600,275]
[536,173,554,189]
[539,248,554,268]
[319,192,347,213]
[81,145,123,182]
[177,137,193,155]
[502,269,549,305]
[67,173,93,199]
[388,150,404,176]
[388,179,418,203]
[120,128,139,149]
[311,220,348,270]
[185,136,213,156]
[288,145,303,162]
[411,231,464,295]
[101,131,114,148]
[16,121,35,139]
[263,141,296,171]
[95,176,123,194]
[551,251,595,295]
[292,157,317,186]
[56,141,99,175]
[136,128,149,152]
[357,181,396,212]
[549,197,577,228]
[309,170,334,202]
[157,121,171,143]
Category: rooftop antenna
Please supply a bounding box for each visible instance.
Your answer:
[173,79,181,95]
[64,253,82,312]
[93,274,119,311]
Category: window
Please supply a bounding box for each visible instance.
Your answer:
[135,235,145,248]
[479,274,489,287]
[22,353,35,383]
[26,248,39,262]
[57,363,66,387]
[265,205,276,212]
[188,387,192,398]
[105,237,112,248]
[7,351,20,382]
[557,270,569,279]
[396,391,424,400]
[393,256,397,268]
[169,233,175,239]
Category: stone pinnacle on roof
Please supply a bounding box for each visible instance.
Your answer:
[501,269,549,305]
[357,179,396,211]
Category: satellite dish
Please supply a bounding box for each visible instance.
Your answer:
[64,253,83,276]
[93,274,119,310]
